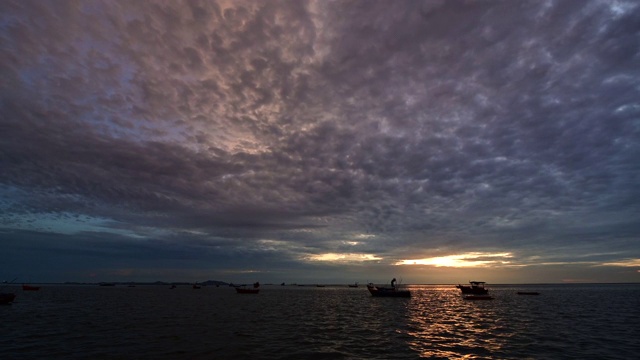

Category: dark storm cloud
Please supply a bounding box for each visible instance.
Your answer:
[1,0,639,282]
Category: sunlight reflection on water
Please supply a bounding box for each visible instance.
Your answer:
[405,287,508,358]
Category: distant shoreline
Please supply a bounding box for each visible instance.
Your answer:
[4,281,639,286]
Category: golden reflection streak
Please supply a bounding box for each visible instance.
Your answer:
[404,286,509,358]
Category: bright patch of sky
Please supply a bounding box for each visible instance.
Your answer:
[306,253,382,262]
[396,252,513,268]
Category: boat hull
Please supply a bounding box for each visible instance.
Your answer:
[456,285,489,295]
[22,285,40,291]
[517,292,540,295]
[235,288,259,294]
[367,285,411,297]
[0,293,16,305]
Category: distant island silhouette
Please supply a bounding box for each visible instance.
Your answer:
[63,280,230,286]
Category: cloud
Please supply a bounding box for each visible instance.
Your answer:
[1,0,639,283]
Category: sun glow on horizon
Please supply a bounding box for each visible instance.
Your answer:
[222,269,262,274]
[396,252,513,268]
[598,258,640,267]
[306,253,382,262]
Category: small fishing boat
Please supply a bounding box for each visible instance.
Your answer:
[192,284,201,289]
[1,278,18,304]
[456,281,489,295]
[235,287,259,294]
[0,293,16,305]
[517,291,540,295]
[366,283,411,297]
[236,281,260,294]
[22,284,40,291]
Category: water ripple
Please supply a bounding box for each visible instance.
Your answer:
[1,284,638,359]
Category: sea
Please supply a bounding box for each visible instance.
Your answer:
[1,283,639,359]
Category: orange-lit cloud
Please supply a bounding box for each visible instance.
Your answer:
[306,253,382,262]
[597,258,640,267]
[395,252,513,268]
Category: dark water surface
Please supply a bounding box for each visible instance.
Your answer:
[1,283,639,359]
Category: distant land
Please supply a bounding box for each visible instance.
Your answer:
[61,280,230,286]
[6,280,638,286]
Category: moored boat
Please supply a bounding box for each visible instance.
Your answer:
[348,282,359,288]
[235,287,259,294]
[0,293,16,305]
[22,284,40,291]
[456,281,489,295]
[366,283,411,297]
[236,281,260,294]
[517,291,540,295]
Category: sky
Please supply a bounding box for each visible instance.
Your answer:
[1,0,639,284]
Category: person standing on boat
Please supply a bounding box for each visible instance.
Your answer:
[391,278,397,289]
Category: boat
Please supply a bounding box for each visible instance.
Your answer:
[517,291,540,295]
[366,283,411,297]
[348,282,359,288]
[1,278,18,304]
[235,287,259,294]
[98,282,115,286]
[236,281,260,294]
[192,284,201,289]
[456,281,489,295]
[22,284,40,291]
[170,285,177,289]
[463,294,494,300]
[0,293,16,305]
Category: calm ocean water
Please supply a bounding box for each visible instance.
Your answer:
[1,283,638,359]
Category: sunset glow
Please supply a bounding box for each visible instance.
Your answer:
[396,252,513,268]
[306,253,382,262]
[599,259,640,267]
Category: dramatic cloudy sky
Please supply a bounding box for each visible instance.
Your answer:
[1,0,639,284]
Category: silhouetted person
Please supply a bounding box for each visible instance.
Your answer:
[391,278,396,289]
